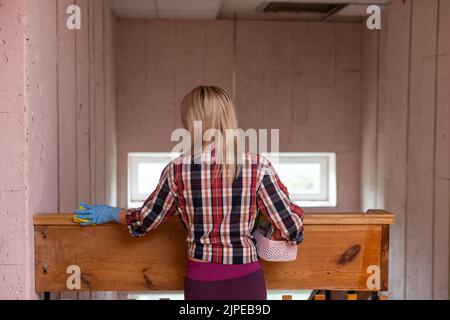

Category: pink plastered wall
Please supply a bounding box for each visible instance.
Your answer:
[0,0,29,300]
[0,0,117,299]
[116,19,362,211]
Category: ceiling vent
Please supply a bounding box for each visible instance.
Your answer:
[262,2,346,14]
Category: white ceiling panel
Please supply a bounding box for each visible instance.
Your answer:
[334,4,372,17]
[334,2,389,18]
[114,9,157,19]
[156,0,222,11]
[353,0,391,4]
[157,9,221,19]
[112,0,156,10]
[111,0,392,20]
[156,0,222,19]
[220,0,261,15]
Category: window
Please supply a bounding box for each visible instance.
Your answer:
[128,152,336,208]
[128,153,177,208]
[262,153,336,207]
[127,290,313,300]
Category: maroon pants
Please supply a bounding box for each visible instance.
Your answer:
[184,268,267,300]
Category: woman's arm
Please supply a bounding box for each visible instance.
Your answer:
[118,209,128,225]
[122,163,179,237]
[74,163,178,234]
[256,158,304,245]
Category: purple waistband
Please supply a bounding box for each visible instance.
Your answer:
[185,260,262,282]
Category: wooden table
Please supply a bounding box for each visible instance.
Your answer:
[34,210,395,299]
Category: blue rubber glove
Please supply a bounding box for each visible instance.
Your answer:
[74,202,121,226]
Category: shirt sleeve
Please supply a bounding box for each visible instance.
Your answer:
[256,158,304,245]
[126,162,178,237]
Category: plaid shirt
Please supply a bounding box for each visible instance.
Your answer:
[126,147,304,264]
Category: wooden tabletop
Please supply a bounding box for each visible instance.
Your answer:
[34,210,395,226]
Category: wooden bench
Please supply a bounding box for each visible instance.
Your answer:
[33,210,395,299]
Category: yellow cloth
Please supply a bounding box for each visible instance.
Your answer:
[73,205,89,223]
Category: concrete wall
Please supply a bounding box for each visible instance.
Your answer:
[0,0,30,300]
[0,0,116,299]
[116,19,362,211]
[361,0,450,299]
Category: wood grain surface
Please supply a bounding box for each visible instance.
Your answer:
[34,212,394,292]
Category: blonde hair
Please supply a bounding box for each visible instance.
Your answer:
[180,85,241,183]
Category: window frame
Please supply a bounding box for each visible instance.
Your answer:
[261,152,337,208]
[128,152,177,208]
[128,152,337,208]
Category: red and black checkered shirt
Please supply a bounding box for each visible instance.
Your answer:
[126,147,304,265]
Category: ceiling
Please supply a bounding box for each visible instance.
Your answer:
[111,0,391,22]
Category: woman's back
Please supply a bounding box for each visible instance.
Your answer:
[126,145,304,265]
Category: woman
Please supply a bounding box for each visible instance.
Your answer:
[74,85,304,300]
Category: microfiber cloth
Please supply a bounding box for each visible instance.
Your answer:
[73,205,89,223]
